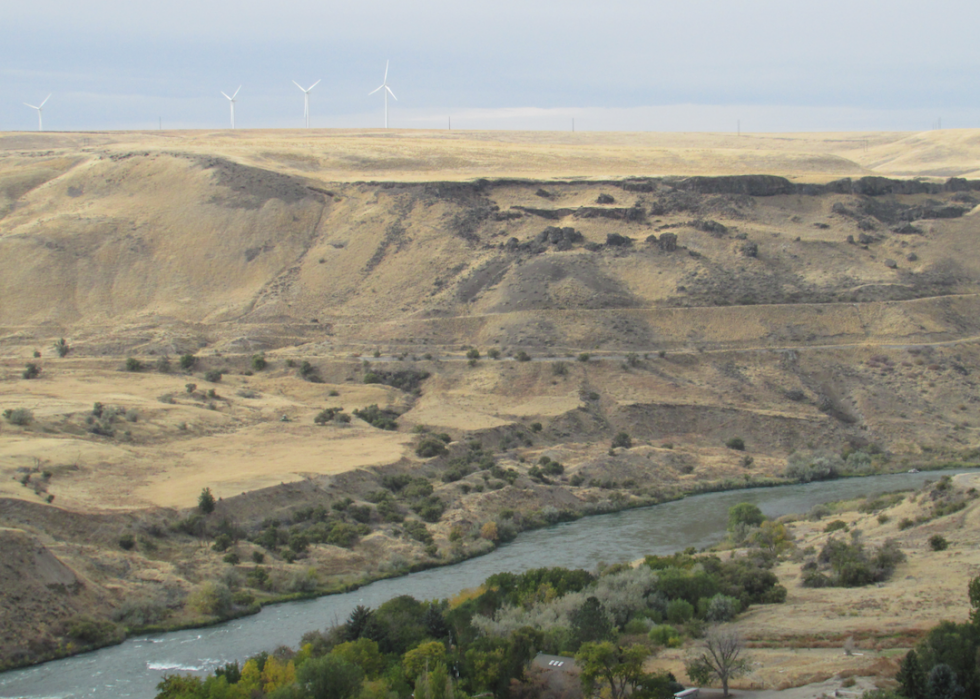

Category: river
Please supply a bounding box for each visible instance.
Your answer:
[0,469,968,699]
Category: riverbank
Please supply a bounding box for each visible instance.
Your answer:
[2,453,975,675]
[2,468,975,699]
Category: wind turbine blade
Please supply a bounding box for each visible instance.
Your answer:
[221,92,232,100]
[309,79,321,90]
[293,80,305,91]
[24,103,38,110]
[383,60,389,83]
[39,94,51,108]
[232,86,241,99]
[369,85,383,95]
[386,86,397,101]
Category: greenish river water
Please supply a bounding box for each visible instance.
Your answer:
[0,469,969,699]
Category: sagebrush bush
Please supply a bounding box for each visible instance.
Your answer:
[611,432,632,449]
[4,408,34,426]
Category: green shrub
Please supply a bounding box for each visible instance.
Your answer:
[125,357,143,372]
[726,437,746,451]
[648,624,683,648]
[700,594,742,622]
[250,354,267,371]
[611,432,632,449]
[785,450,843,482]
[66,616,120,646]
[666,599,694,624]
[898,518,915,530]
[22,363,41,379]
[466,348,481,360]
[179,354,197,371]
[416,436,449,458]
[299,361,320,382]
[530,422,543,432]
[4,408,34,426]
[223,552,240,565]
[118,533,135,550]
[801,571,832,588]
[327,522,362,548]
[824,520,848,533]
[198,487,216,514]
[516,350,531,362]
[728,503,765,531]
[204,369,222,383]
[404,520,433,544]
[929,535,949,551]
[188,581,233,617]
[315,407,348,425]
[578,353,591,362]
[487,348,500,359]
[353,405,399,431]
[53,338,70,357]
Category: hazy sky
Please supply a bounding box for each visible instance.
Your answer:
[2,0,977,132]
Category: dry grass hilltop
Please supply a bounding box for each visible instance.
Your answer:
[2,127,980,673]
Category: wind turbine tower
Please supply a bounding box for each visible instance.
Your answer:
[369,61,397,128]
[221,86,241,129]
[24,95,51,132]
[293,80,321,128]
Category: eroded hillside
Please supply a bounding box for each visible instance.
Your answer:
[2,130,980,669]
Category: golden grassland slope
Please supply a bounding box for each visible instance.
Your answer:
[3,128,980,671]
[655,473,980,693]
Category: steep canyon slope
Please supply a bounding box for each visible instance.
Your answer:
[1,128,980,668]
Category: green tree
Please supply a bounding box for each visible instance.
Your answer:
[296,655,364,699]
[154,674,205,699]
[575,642,650,699]
[753,521,790,556]
[187,581,232,618]
[345,604,373,641]
[611,432,632,449]
[198,487,216,514]
[570,596,614,649]
[727,503,765,532]
[53,338,70,357]
[332,638,385,679]
[897,649,928,699]
[928,664,964,699]
[403,641,447,682]
[970,575,980,627]
[684,628,749,697]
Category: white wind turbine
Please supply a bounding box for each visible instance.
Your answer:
[369,60,397,128]
[292,80,320,128]
[24,94,51,132]
[221,86,241,129]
